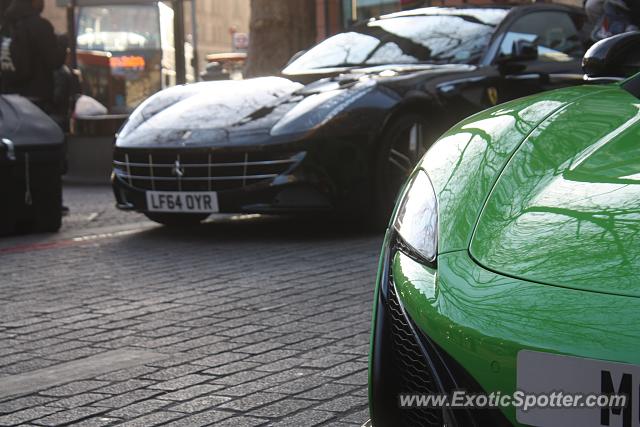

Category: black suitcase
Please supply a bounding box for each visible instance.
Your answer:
[0,95,65,236]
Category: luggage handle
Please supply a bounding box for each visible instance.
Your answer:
[1,138,15,161]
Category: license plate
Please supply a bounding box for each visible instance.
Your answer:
[517,350,640,427]
[146,191,219,213]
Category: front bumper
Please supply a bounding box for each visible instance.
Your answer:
[112,168,334,215]
[112,134,375,215]
[370,242,640,426]
[369,239,511,427]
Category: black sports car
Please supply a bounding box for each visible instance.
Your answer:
[113,4,590,226]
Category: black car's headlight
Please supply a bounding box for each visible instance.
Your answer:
[270,79,376,136]
[393,169,438,264]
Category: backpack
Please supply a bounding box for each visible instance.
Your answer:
[0,21,31,88]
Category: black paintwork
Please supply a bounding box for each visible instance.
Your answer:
[583,31,640,79]
[113,4,590,218]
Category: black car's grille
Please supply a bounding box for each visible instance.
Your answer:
[387,278,442,427]
[113,150,305,192]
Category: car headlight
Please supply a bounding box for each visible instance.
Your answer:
[393,169,438,263]
[270,79,376,136]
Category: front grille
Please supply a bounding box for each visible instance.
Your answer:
[387,278,442,427]
[113,150,305,192]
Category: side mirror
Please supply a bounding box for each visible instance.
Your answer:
[583,31,640,81]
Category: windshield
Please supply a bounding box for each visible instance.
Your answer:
[283,8,508,73]
[77,5,161,52]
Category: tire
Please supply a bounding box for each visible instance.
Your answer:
[372,113,434,227]
[144,212,209,227]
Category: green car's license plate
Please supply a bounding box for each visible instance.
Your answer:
[517,350,639,427]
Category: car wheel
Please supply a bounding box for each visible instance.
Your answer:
[373,114,433,227]
[144,213,210,227]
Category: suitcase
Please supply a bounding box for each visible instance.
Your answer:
[0,95,65,236]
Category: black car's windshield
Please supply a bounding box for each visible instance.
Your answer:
[283,8,509,73]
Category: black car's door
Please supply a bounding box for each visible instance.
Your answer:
[491,9,588,103]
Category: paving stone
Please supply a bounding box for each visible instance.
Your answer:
[248,398,314,418]
[320,362,367,379]
[156,384,223,401]
[117,411,183,427]
[270,409,335,426]
[40,381,111,397]
[0,184,379,427]
[315,395,368,412]
[211,415,269,427]
[211,370,270,386]
[0,407,61,426]
[142,365,204,381]
[201,361,261,376]
[32,406,107,425]
[94,379,154,395]
[95,366,158,382]
[169,395,233,413]
[299,384,359,400]
[106,399,171,419]
[73,416,122,426]
[148,374,212,391]
[47,393,110,409]
[340,407,371,424]
[164,409,233,427]
[0,396,55,414]
[301,354,356,369]
[219,392,286,412]
[93,389,161,408]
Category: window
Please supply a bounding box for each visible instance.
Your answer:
[77,5,161,52]
[284,9,508,73]
[498,11,584,62]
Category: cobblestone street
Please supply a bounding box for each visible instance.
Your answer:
[0,185,382,426]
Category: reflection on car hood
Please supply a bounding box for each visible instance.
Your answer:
[470,87,640,298]
[119,77,303,144]
[283,63,475,81]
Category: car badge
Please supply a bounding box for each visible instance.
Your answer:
[487,87,499,106]
[172,160,185,177]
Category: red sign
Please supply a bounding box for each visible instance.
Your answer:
[110,56,146,70]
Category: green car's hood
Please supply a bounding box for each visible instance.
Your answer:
[470,86,640,297]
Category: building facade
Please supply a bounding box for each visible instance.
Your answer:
[315,0,583,41]
[42,0,250,68]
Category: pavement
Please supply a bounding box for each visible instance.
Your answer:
[0,184,383,426]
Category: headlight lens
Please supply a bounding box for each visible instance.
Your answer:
[393,169,438,263]
[270,79,375,136]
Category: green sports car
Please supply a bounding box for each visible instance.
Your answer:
[368,33,640,427]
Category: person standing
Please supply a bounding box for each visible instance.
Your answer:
[588,0,640,40]
[0,0,63,113]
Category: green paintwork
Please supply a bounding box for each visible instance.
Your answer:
[470,87,640,297]
[422,85,609,254]
[371,77,640,425]
[393,250,640,426]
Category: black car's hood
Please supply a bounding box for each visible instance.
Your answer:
[117,64,476,148]
[118,77,303,146]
